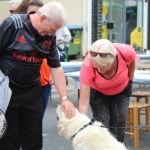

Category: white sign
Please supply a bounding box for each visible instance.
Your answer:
[125,1,136,6]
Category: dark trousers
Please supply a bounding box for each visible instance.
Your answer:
[0,82,43,150]
[90,81,133,143]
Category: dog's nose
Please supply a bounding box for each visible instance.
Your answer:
[57,116,59,121]
[55,104,58,108]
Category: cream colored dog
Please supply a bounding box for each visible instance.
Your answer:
[56,104,128,150]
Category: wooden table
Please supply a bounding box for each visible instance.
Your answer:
[138,66,150,70]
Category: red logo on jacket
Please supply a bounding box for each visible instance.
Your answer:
[17,35,26,43]
[29,52,37,56]
[42,40,51,50]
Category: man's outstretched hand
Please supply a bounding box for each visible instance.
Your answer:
[61,100,76,119]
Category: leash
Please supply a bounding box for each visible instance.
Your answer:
[92,118,150,129]
[72,118,150,139]
[101,125,150,129]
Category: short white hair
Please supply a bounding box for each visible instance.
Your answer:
[9,0,22,8]
[89,39,117,66]
[37,1,68,27]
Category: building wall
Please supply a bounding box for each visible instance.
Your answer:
[43,0,83,25]
[0,1,10,22]
[0,0,83,25]
[0,0,84,56]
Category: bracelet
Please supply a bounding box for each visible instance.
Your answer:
[61,96,69,100]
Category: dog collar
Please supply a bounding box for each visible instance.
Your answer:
[72,118,96,139]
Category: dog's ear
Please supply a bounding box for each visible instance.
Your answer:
[58,126,62,136]
[58,120,66,136]
[58,120,73,141]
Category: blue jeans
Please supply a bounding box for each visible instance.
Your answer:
[59,47,68,62]
[41,84,52,119]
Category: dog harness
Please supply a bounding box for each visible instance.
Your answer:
[72,118,96,139]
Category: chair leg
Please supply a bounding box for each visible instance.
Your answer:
[146,107,150,132]
[129,109,132,123]
[136,97,141,125]
[133,107,139,148]
[145,96,149,126]
[130,109,134,140]
[126,109,130,123]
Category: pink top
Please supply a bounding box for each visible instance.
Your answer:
[80,43,136,95]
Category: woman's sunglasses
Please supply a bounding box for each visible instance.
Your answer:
[90,51,109,58]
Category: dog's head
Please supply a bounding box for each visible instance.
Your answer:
[56,104,66,121]
[55,104,90,141]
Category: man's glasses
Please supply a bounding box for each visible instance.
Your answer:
[90,51,109,58]
[9,10,15,14]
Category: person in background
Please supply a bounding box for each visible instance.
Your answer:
[14,0,42,14]
[14,0,53,120]
[79,39,136,144]
[9,0,22,15]
[56,26,71,62]
[56,26,71,85]
[40,58,54,119]
[0,1,75,150]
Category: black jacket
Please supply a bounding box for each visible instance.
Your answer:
[0,14,60,87]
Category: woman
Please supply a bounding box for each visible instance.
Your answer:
[14,0,43,14]
[14,0,53,119]
[79,39,136,143]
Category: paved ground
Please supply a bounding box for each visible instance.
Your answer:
[42,55,150,150]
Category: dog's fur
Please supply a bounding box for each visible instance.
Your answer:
[56,104,128,150]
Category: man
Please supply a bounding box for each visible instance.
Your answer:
[9,0,22,15]
[0,1,75,150]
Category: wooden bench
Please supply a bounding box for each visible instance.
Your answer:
[131,91,150,124]
[126,101,150,148]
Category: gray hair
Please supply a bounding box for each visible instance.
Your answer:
[9,0,22,8]
[37,1,68,27]
[89,39,117,66]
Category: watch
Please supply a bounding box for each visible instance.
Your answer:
[61,96,69,100]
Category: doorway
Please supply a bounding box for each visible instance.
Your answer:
[100,0,143,51]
